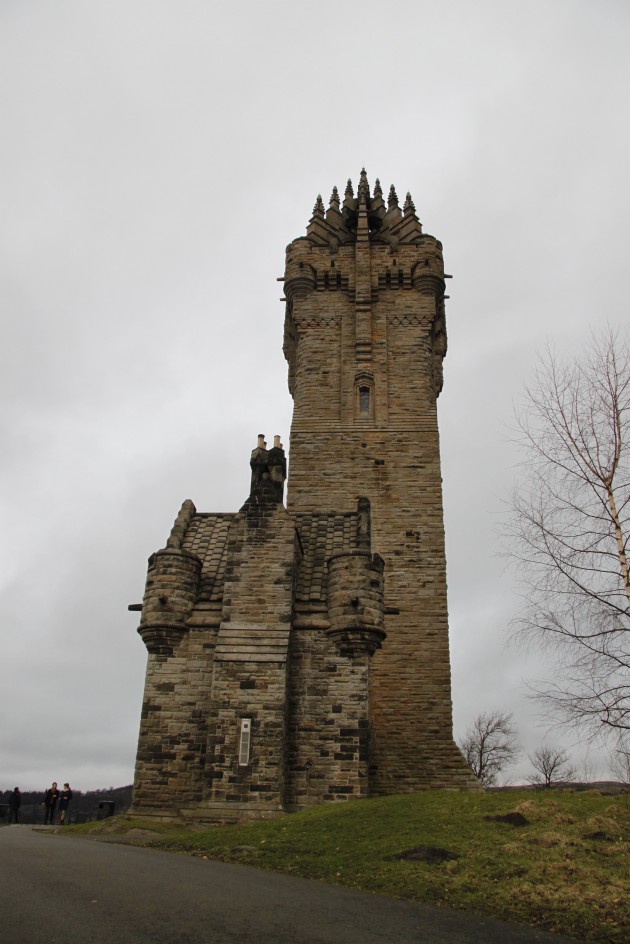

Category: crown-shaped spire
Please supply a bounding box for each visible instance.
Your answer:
[300,173,428,246]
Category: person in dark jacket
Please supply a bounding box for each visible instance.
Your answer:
[43,782,59,824]
[58,783,73,824]
[8,787,21,824]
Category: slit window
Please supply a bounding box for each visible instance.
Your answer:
[354,372,375,421]
[239,718,252,766]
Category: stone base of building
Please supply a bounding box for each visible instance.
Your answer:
[369,740,482,794]
[126,806,185,824]
[180,801,288,825]
[129,775,480,826]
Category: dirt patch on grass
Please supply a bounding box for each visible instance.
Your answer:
[526,831,567,848]
[484,812,530,827]
[392,845,458,863]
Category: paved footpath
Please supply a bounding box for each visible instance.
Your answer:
[0,826,585,944]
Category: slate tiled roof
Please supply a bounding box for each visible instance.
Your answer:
[183,513,234,604]
[182,509,359,608]
[293,512,358,603]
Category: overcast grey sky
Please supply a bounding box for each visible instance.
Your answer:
[1,0,628,791]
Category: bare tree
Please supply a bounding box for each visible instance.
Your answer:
[459,711,520,786]
[507,328,630,736]
[528,745,576,788]
[609,736,630,786]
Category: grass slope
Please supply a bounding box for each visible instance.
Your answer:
[72,790,629,943]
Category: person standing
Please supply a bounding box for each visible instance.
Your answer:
[8,788,21,824]
[43,782,59,824]
[58,783,73,824]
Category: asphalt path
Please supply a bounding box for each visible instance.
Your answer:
[0,826,585,944]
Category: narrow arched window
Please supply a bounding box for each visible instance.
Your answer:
[354,372,375,421]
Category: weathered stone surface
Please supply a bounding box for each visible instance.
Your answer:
[284,174,476,794]
[130,173,478,824]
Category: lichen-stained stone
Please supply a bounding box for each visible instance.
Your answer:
[130,173,478,824]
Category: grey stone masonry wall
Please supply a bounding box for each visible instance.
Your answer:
[283,171,477,793]
[131,628,215,816]
[285,628,371,809]
[132,502,215,817]
[191,438,298,818]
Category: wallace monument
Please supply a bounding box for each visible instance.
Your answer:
[129,170,478,822]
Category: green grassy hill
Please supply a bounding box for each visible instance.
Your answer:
[71,789,629,943]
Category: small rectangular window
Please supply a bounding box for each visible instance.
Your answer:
[239,718,251,766]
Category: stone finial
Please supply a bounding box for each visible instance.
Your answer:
[373,178,383,199]
[357,167,370,201]
[312,194,325,218]
[388,185,399,208]
[329,186,340,209]
[345,178,354,199]
[403,192,416,215]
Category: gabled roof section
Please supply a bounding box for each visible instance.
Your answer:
[182,513,234,604]
[294,511,359,604]
[179,508,361,610]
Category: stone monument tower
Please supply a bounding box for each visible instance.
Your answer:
[129,171,476,823]
[283,170,467,795]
